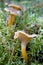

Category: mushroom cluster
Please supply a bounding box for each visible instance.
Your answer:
[14,30,37,61]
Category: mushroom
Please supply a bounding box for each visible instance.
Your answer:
[4,8,20,27]
[14,31,37,61]
[8,4,21,10]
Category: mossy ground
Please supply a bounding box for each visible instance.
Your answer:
[0,0,43,65]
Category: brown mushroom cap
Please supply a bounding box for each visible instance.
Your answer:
[14,31,37,43]
[8,4,21,10]
[4,8,21,16]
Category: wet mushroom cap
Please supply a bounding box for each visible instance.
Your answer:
[4,8,21,16]
[8,4,21,10]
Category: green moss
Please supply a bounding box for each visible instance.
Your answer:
[0,0,43,65]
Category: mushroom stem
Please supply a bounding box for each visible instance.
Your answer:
[21,43,28,61]
[8,14,15,27]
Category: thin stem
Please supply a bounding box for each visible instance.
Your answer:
[8,15,15,27]
[21,43,28,61]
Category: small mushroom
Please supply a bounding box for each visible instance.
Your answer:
[14,31,37,61]
[9,4,21,10]
[4,8,20,27]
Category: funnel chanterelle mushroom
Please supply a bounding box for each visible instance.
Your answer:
[14,31,37,61]
[4,8,20,27]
